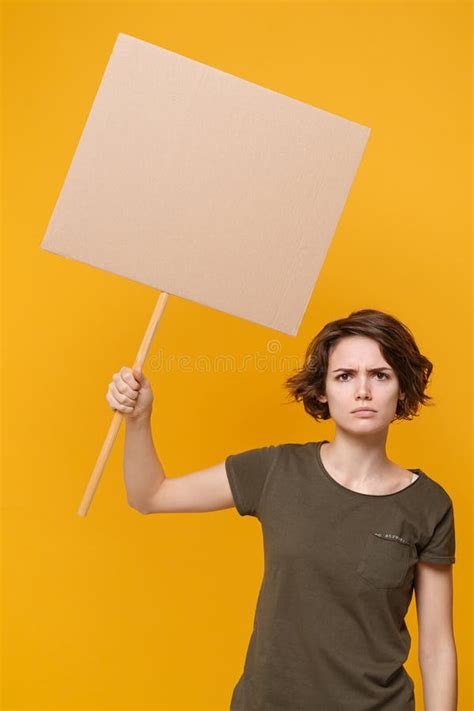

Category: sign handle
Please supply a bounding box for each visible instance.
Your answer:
[77,291,170,517]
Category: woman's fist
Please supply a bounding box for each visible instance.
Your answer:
[106,366,153,422]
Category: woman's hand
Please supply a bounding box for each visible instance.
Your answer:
[106,366,153,423]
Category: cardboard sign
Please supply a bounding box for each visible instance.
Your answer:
[41,32,371,335]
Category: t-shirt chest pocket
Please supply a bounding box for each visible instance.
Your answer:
[356,531,412,589]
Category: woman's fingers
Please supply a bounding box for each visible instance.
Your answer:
[106,366,153,418]
[108,383,136,407]
[120,366,141,390]
[107,393,134,413]
[113,372,139,400]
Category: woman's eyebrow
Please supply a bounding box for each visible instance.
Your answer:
[331,367,393,373]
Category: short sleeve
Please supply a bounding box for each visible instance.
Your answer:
[225,445,279,518]
[418,503,456,564]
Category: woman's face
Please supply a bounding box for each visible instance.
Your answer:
[317,335,405,433]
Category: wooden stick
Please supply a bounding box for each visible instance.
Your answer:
[77,291,170,517]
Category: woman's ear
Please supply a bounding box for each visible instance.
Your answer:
[318,394,328,403]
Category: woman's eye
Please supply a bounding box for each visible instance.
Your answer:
[336,372,389,381]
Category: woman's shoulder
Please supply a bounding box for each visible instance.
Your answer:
[423,472,453,499]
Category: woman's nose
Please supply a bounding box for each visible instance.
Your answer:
[355,380,371,397]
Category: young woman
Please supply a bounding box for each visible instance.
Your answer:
[106,308,457,711]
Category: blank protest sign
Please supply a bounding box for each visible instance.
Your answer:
[41,32,371,336]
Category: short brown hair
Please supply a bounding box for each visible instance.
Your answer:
[284,308,434,422]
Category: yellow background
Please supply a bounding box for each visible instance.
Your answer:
[2,1,472,709]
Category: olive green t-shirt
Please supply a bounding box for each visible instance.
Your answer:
[225,440,456,711]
